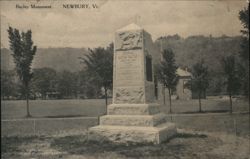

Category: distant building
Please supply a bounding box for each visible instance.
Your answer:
[175,68,192,100]
[45,92,61,99]
[155,67,192,103]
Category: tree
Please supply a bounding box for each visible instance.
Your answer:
[238,6,249,97]
[78,70,102,99]
[1,69,18,99]
[56,70,78,98]
[221,56,241,113]
[31,68,57,99]
[239,5,249,38]
[80,43,113,106]
[191,60,209,112]
[157,49,179,113]
[7,27,37,117]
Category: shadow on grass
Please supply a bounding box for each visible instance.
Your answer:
[1,132,208,158]
[180,110,230,114]
[174,132,207,139]
[1,136,38,153]
[44,114,87,118]
[50,132,207,158]
[161,132,207,144]
[20,114,88,119]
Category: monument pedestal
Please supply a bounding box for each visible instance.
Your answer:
[88,24,176,144]
[88,104,176,144]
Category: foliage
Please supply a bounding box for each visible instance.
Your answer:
[221,55,241,113]
[157,48,179,112]
[80,43,113,105]
[157,49,179,89]
[2,35,244,97]
[238,5,249,61]
[78,70,102,99]
[31,68,57,99]
[238,5,249,97]
[7,27,36,117]
[7,27,37,88]
[239,5,249,37]
[191,60,209,112]
[207,75,224,95]
[1,68,105,100]
[155,35,242,95]
[191,60,209,92]
[56,70,79,98]
[0,70,18,99]
[221,56,241,94]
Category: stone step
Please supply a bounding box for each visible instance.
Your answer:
[88,123,176,144]
[100,113,167,127]
[107,103,161,115]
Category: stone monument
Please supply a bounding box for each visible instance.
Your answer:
[88,23,176,144]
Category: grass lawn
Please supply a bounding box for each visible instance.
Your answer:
[161,98,249,114]
[1,98,249,158]
[1,129,249,159]
[1,99,112,119]
[1,98,249,119]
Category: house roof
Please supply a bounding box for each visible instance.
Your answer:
[177,68,191,77]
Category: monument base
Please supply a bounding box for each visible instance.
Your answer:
[88,103,177,144]
[88,123,176,144]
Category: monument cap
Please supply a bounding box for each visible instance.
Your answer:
[116,23,143,32]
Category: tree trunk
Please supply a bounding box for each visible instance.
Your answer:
[104,86,108,114]
[104,88,108,106]
[75,91,78,99]
[229,92,233,114]
[26,87,31,117]
[204,89,207,99]
[168,88,172,114]
[95,88,99,99]
[163,86,166,105]
[198,91,202,113]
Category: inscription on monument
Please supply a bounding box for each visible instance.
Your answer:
[115,50,143,86]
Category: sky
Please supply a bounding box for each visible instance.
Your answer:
[0,0,248,48]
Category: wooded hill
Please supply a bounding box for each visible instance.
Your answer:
[1,47,88,72]
[1,35,242,73]
[154,34,242,73]
[0,35,244,96]
[154,34,243,95]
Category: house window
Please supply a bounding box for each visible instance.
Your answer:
[183,79,190,93]
[146,56,153,81]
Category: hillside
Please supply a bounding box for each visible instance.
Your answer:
[1,35,243,74]
[1,48,89,72]
[154,35,243,94]
[154,35,243,73]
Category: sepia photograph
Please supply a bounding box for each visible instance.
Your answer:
[1,0,249,158]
